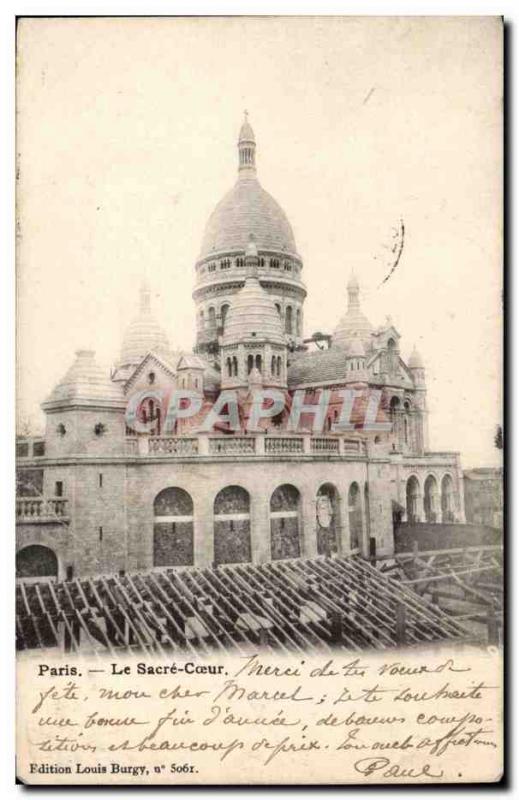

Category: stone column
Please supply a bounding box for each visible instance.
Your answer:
[193,493,214,567]
[338,491,351,555]
[301,492,318,558]
[250,493,270,563]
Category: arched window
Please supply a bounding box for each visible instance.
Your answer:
[226,357,232,377]
[277,356,282,377]
[403,400,411,448]
[232,356,238,377]
[441,474,455,522]
[285,306,293,334]
[221,304,230,328]
[16,545,58,579]
[270,485,301,559]
[255,354,262,373]
[389,396,400,428]
[214,486,251,565]
[316,483,340,556]
[271,355,276,375]
[247,354,254,374]
[275,303,281,317]
[406,476,421,523]
[348,482,363,550]
[296,309,301,336]
[153,488,194,567]
[270,258,280,269]
[208,306,216,327]
[199,309,205,327]
[424,475,439,523]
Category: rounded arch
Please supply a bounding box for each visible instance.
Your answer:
[316,483,340,556]
[441,473,456,522]
[270,484,301,560]
[220,303,230,328]
[424,474,440,523]
[208,306,216,327]
[16,544,58,579]
[214,485,251,565]
[348,482,363,551]
[406,475,421,523]
[153,487,194,567]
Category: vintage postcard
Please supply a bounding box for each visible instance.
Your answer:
[15,16,503,785]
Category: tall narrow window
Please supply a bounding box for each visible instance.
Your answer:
[99,473,103,488]
[55,481,63,497]
[285,306,293,334]
[255,354,262,373]
[247,354,254,374]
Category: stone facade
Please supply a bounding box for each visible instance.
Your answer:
[16,115,465,580]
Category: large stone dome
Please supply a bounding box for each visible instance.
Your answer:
[199,176,298,259]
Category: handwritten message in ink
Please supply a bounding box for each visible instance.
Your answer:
[17,645,502,784]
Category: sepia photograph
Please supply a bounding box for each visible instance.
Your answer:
[13,15,503,785]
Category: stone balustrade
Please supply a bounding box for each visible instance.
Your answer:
[264,436,305,454]
[208,436,255,455]
[16,497,68,522]
[134,434,367,459]
[148,437,199,456]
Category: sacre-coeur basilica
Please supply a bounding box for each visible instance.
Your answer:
[16,114,465,582]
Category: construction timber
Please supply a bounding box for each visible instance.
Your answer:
[16,555,477,656]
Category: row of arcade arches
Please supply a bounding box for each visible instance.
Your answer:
[405,473,456,523]
[15,481,372,578]
[153,482,367,568]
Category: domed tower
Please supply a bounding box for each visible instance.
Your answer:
[193,114,306,357]
[333,274,374,350]
[114,279,171,381]
[220,235,287,390]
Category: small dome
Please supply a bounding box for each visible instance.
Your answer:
[223,274,285,346]
[347,336,366,358]
[409,346,424,369]
[45,350,124,406]
[119,281,170,367]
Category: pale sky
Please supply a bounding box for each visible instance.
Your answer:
[16,16,502,468]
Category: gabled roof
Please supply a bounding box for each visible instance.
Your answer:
[123,351,182,393]
[177,354,207,370]
[367,351,415,388]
